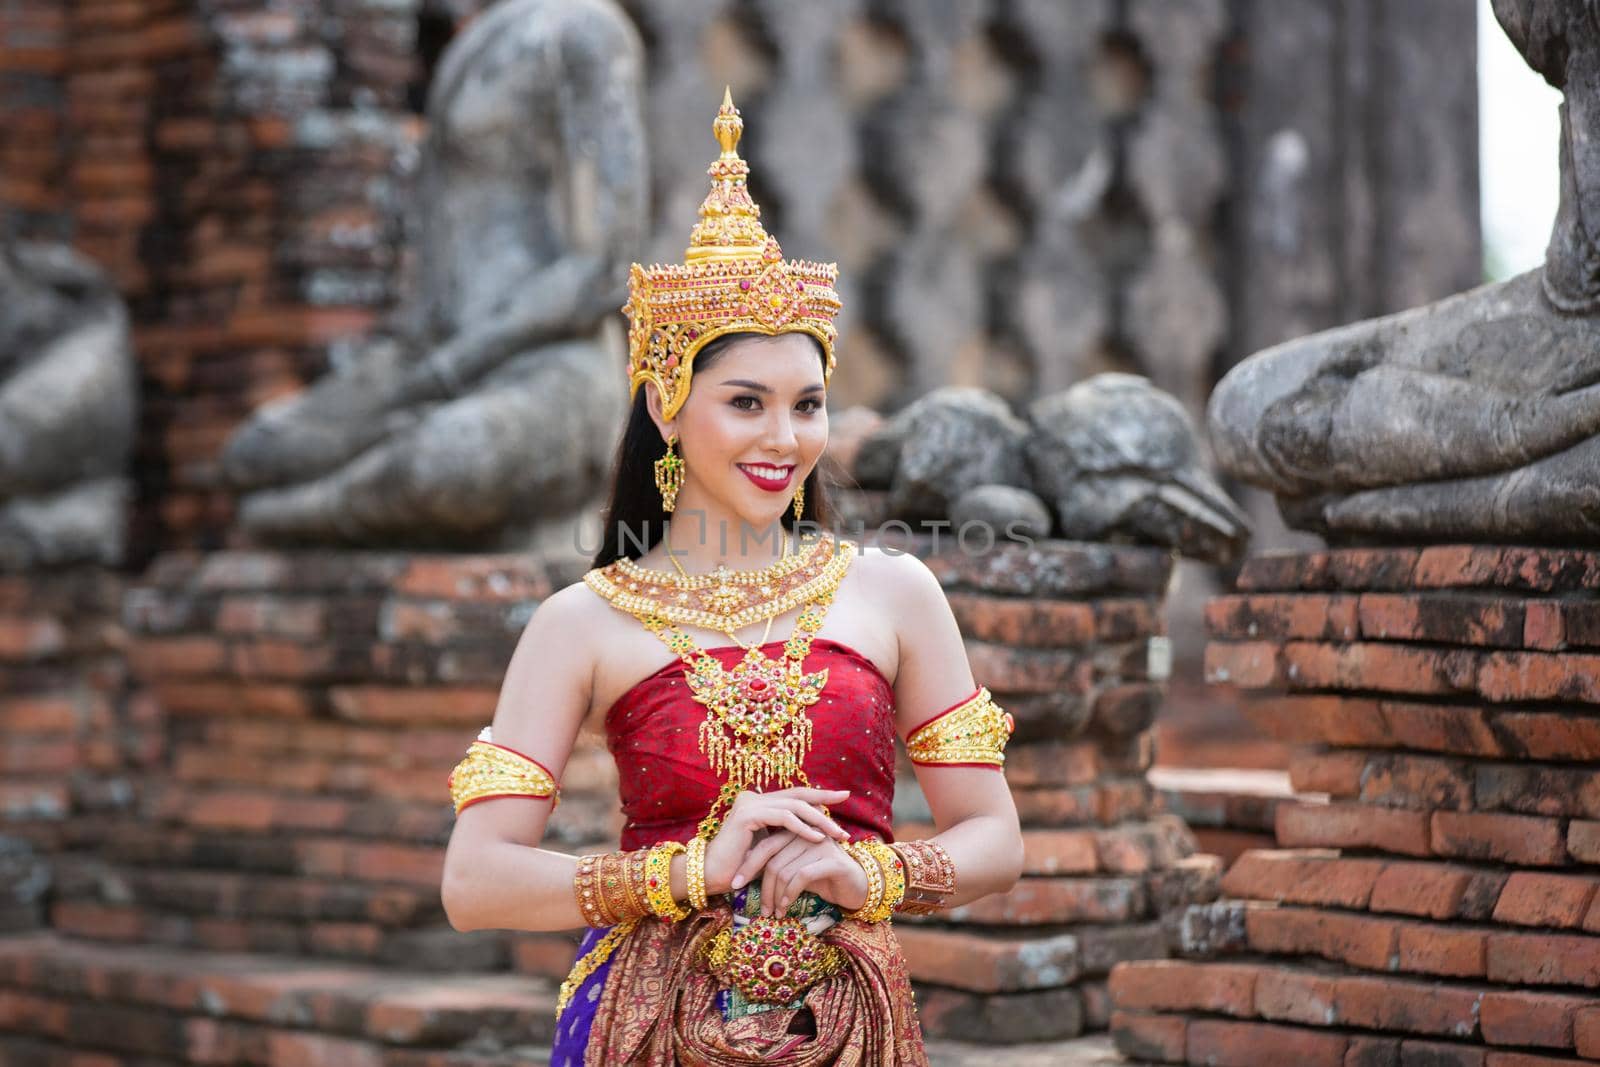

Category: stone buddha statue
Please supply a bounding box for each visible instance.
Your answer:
[0,236,136,570]
[1209,0,1600,542]
[222,0,647,552]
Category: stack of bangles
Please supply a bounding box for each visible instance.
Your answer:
[572,835,956,927]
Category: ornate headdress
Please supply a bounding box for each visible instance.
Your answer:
[624,89,842,423]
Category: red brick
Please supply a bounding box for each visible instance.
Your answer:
[1574,1006,1600,1059]
[0,615,67,659]
[1345,1036,1401,1067]
[1473,764,1600,819]
[1284,642,1475,697]
[267,1032,383,1067]
[1485,1054,1590,1067]
[1480,991,1591,1049]
[1523,601,1565,650]
[1360,754,1474,811]
[1395,923,1486,978]
[1110,1010,1186,1062]
[1277,802,1432,857]
[327,687,497,726]
[1108,960,1259,1015]
[1571,821,1600,864]
[945,592,1095,646]
[1188,1018,1349,1067]
[1290,752,1367,796]
[1205,641,1283,688]
[1222,851,1384,910]
[1477,651,1600,704]
[1328,549,1421,591]
[1414,546,1505,588]
[1486,932,1600,987]
[1095,599,1162,641]
[1236,552,1331,593]
[1255,968,1338,1026]
[127,636,229,677]
[1334,973,1483,1037]
[1401,1042,1485,1067]
[1246,907,1399,971]
[893,925,1080,992]
[1431,812,1566,867]
[1357,593,1521,647]
[1492,873,1598,929]
[1381,702,1500,758]
[1239,694,1386,746]
[1493,712,1600,761]
[1207,595,1352,641]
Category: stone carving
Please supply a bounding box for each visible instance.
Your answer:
[853,375,1248,562]
[222,0,647,551]
[1210,0,1600,542]
[0,239,137,570]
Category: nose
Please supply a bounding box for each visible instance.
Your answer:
[764,408,798,455]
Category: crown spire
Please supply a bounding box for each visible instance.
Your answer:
[685,88,769,263]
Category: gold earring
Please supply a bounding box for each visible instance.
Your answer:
[792,481,805,522]
[654,434,684,513]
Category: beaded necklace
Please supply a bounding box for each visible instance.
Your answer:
[585,529,853,837]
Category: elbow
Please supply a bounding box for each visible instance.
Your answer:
[1001,826,1025,891]
[440,865,478,932]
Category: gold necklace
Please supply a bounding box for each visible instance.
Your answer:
[664,525,791,650]
[592,531,854,837]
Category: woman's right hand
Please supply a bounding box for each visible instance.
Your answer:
[703,787,851,896]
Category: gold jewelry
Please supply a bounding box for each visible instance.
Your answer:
[891,840,957,915]
[557,918,639,1020]
[841,840,887,923]
[665,525,790,651]
[792,481,805,522]
[654,433,685,513]
[446,740,559,815]
[644,840,690,921]
[574,853,611,928]
[587,529,844,635]
[624,88,841,424]
[686,834,710,911]
[703,914,847,1005]
[905,686,1015,768]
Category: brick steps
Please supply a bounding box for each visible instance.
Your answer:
[0,933,559,1065]
[1115,546,1600,1064]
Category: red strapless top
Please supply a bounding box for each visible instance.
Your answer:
[606,637,898,851]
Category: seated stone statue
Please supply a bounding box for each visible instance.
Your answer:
[0,237,136,570]
[222,0,647,552]
[1209,0,1600,541]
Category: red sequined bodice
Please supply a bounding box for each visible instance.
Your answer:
[606,637,898,851]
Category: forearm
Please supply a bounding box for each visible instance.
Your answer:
[906,811,1023,909]
[445,841,699,933]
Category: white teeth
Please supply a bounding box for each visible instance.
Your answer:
[741,464,790,480]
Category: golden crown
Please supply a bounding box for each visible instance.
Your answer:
[624,88,842,423]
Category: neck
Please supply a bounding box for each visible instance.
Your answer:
[663,489,795,574]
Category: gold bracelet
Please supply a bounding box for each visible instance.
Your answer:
[686,834,710,911]
[865,839,906,918]
[842,840,887,923]
[645,840,690,921]
[574,852,612,928]
[891,839,956,915]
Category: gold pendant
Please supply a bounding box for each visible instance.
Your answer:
[686,643,828,793]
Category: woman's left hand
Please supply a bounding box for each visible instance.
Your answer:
[732,831,870,916]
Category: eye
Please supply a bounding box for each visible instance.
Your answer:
[731,395,760,410]
[796,397,824,413]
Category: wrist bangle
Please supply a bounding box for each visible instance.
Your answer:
[645,840,690,921]
[574,852,611,928]
[686,834,710,911]
[891,840,956,915]
[842,839,891,923]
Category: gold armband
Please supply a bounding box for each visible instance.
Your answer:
[891,839,956,915]
[904,686,1014,767]
[446,738,559,815]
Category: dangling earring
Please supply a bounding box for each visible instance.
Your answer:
[654,434,685,513]
[792,480,805,522]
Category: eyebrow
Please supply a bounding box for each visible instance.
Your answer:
[717,379,826,395]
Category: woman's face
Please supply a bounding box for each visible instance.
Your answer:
[658,333,828,531]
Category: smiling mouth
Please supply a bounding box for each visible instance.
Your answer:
[738,463,795,491]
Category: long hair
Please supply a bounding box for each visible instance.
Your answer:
[591,333,835,568]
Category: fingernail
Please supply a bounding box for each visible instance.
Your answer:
[731,874,745,889]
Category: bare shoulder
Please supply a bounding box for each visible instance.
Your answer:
[487,577,609,757]
[849,542,946,611]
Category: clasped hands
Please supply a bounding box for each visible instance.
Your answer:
[702,787,868,916]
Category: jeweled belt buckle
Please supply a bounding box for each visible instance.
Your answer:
[703,914,846,1004]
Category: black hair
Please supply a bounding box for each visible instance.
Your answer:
[590,332,835,569]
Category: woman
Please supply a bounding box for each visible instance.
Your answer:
[440,90,1023,1065]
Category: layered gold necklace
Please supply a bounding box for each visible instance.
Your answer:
[584,528,853,835]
